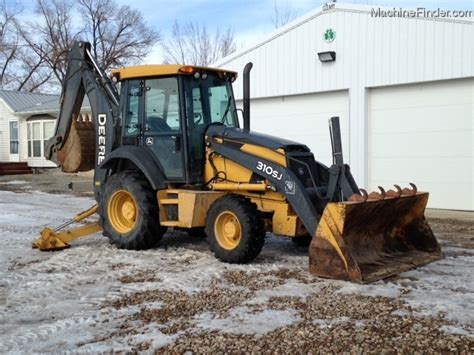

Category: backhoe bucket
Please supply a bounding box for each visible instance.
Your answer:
[53,116,95,173]
[309,192,442,283]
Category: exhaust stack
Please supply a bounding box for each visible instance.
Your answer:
[243,62,253,131]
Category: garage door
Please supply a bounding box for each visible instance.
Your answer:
[243,90,349,167]
[368,78,473,210]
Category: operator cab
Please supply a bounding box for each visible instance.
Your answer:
[112,65,238,185]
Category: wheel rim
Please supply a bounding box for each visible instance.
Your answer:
[214,211,241,250]
[107,190,138,234]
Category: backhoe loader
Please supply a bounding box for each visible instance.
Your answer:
[33,41,442,283]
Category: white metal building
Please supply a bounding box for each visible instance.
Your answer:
[215,3,473,211]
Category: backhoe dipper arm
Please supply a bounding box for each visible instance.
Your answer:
[45,42,120,189]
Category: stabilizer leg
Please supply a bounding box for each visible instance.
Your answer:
[32,204,102,251]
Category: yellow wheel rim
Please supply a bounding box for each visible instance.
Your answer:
[107,189,138,234]
[214,211,241,250]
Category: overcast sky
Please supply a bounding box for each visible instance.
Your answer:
[10,0,473,63]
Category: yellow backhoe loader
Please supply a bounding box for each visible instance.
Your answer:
[33,42,442,283]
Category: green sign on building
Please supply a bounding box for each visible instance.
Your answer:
[324,28,336,43]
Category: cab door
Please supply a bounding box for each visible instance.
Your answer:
[142,77,184,181]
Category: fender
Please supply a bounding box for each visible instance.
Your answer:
[100,146,167,190]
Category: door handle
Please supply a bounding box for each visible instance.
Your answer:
[171,135,181,152]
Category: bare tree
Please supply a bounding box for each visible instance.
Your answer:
[161,21,236,66]
[0,1,21,89]
[0,1,52,92]
[78,0,159,70]
[16,0,77,88]
[271,0,295,29]
[11,0,159,90]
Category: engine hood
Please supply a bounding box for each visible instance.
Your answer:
[206,125,310,152]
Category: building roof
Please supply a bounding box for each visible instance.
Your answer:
[0,90,59,113]
[214,2,473,68]
[0,90,90,116]
[111,64,237,80]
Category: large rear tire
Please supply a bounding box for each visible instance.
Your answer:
[205,195,265,263]
[102,171,166,250]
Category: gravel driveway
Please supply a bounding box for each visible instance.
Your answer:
[0,187,472,353]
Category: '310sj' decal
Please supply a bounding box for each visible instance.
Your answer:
[256,161,283,181]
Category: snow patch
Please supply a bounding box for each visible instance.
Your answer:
[336,281,402,298]
[440,325,474,339]
[245,278,320,305]
[391,309,411,317]
[127,323,180,349]
[194,307,301,336]
[0,180,28,185]
[313,316,350,328]
[398,257,474,326]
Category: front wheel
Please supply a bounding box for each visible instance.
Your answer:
[102,172,166,250]
[205,195,265,263]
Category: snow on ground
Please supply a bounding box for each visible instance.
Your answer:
[0,190,473,352]
[0,180,29,185]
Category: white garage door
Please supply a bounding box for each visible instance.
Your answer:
[368,78,473,210]
[244,90,349,167]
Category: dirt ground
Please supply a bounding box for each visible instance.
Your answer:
[0,174,472,353]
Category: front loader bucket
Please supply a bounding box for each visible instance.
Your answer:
[309,192,442,283]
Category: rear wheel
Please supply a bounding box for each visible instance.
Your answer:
[102,172,166,250]
[205,195,265,263]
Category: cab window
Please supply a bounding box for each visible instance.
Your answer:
[184,74,237,128]
[144,78,180,132]
[124,80,140,135]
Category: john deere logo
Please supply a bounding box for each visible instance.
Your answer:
[324,28,335,43]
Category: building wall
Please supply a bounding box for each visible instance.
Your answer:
[22,116,58,168]
[19,118,28,162]
[218,5,473,98]
[0,99,17,162]
[216,4,473,188]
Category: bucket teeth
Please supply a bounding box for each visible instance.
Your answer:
[348,188,368,202]
[350,183,419,203]
[368,186,386,200]
[402,183,417,196]
[386,184,403,198]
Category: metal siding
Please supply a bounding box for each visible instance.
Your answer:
[219,8,472,98]
[463,23,473,77]
[216,5,473,207]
